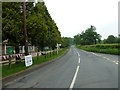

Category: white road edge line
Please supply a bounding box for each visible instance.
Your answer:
[92,51,118,65]
[69,66,80,90]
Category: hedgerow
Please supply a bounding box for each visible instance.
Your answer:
[77,43,120,55]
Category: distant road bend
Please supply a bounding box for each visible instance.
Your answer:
[3,45,118,89]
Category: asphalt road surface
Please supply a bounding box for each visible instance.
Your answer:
[3,46,118,89]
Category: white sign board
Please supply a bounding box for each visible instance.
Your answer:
[56,43,61,47]
[25,55,33,67]
[58,44,61,46]
[44,46,49,50]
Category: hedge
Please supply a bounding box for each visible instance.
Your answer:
[77,43,120,55]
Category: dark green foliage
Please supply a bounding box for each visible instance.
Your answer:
[2,2,24,44]
[103,35,120,44]
[61,37,73,48]
[0,2,2,43]
[2,2,62,52]
[74,25,101,45]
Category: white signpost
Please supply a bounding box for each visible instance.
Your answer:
[25,55,33,67]
[56,43,61,54]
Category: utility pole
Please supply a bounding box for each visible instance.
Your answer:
[23,1,29,55]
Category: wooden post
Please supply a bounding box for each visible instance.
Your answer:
[37,48,39,60]
[4,44,6,55]
[9,55,11,68]
[45,50,46,59]
[50,50,51,57]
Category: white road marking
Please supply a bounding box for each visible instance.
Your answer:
[76,51,80,56]
[103,57,107,59]
[74,48,80,57]
[92,52,118,65]
[113,61,116,63]
[77,52,80,57]
[92,52,95,55]
[113,61,119,65]
[78,58,80,63]
[74,48,81,63]
[92,53,101,56]
[69,66,80,90]
[115,62,118,64]
[96,54,101,56]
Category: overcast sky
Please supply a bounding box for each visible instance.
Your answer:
[44,0,119,39]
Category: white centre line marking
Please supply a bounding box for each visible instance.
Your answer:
[77,52,80,56]
[69,66,80,90]
[78,58,80,63]
[115,62,118,64]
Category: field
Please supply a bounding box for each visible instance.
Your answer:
[77,44,120,55]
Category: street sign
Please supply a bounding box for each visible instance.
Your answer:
[56,43,61,54]
[56,44,61,47]
[8,47,14,55]
[58,44,61,46]
[44,46,49,50]
[25,55,33,67]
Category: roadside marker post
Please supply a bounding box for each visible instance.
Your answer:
[8,55,11,68]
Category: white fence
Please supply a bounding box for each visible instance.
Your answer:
[0,50,59,61]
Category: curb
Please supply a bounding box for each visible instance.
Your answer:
[2,49,69,85]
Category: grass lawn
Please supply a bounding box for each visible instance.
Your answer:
[1,48,68,78]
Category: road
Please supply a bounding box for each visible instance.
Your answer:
[3,46,118,89]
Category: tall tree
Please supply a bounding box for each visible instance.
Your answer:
[2,2,24,53]
[103,35,118,44]
[61,37,73,48]
[27,2,62,50]
[74,25,101,45]
[3,2,62,53]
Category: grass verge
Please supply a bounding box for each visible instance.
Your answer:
[2,48,68,78]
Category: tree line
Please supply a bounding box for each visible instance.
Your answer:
[102,35,120,44]
[2,2,69,54]
[74,25,120,45]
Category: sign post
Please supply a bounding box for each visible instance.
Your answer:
[57,44,58,54]
[8,47,14,68]
[8,47,14,55]
[56,44,61,55]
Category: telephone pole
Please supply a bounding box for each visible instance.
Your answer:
[23,1,29,55]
